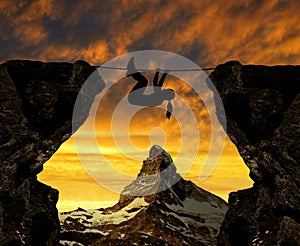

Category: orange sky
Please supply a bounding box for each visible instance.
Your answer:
[39,123,252,211]
[38,70,253,211]
[2,0,300,211]
[39,135,251,211]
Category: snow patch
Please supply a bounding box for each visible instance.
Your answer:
[60,198,149,228]
[83,228,109,235]
[161,197,227,240]
[60,240,84,246]
[167,198,227,215]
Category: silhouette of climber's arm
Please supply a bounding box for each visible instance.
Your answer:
[153,68,161,87]
[153,68,169,87]
[157,70,169,87]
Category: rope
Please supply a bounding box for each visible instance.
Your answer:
[96,65,215,71]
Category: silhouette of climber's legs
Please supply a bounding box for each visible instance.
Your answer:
[129,72,148,94]
[126,57,148,94]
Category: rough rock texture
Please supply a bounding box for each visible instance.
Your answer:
[0,60,104,245]
[210,61,300,246]
[2,59,299,246]
[60,145,228,246]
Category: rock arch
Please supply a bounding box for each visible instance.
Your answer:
[1,60,299,245]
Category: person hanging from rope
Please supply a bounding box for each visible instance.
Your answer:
[126,57,175,119]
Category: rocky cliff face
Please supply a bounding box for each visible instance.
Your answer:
[59,145,228,246]
[210,61,300,246]
[1,59,299,246]
[0,60,104,245]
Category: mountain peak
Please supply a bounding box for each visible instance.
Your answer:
[108,145,182,210]
[104,146,227,214]
[149,144,166,158]
[60,146,228,245]
[138,144,175,176]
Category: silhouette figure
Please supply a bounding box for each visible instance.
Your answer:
[126,57,175,119]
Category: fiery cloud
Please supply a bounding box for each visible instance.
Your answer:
[1,0,300,66]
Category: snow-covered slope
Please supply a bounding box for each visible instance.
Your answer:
[59,145,228,245]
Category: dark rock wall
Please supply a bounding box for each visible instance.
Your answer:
[1,59,299,245]
[0,60,104,245]
[210,61,300,246]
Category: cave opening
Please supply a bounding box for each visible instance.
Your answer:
[37,70,254,212]
[38,131,253,212]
